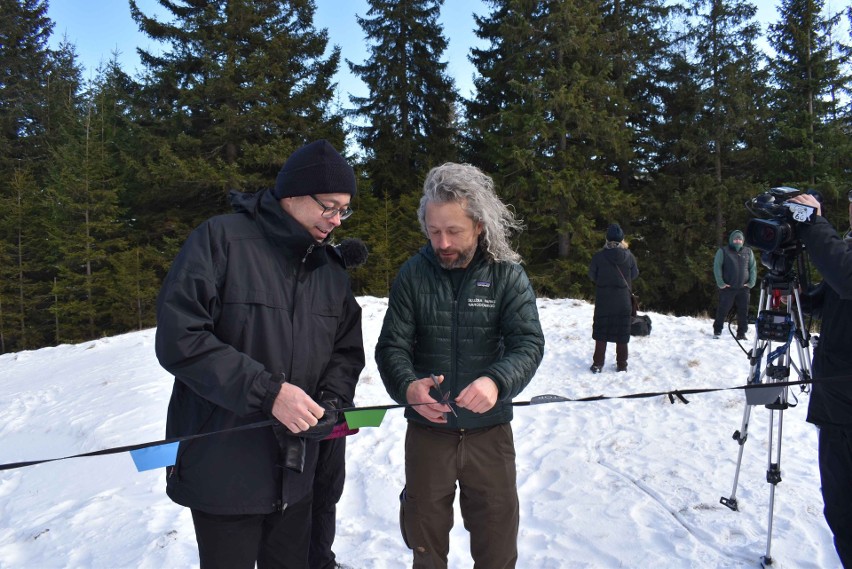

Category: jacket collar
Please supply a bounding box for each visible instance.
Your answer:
[231,188,330,268]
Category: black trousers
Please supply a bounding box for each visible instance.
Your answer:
[819,427,852,568]
[191,492,312,569]
[713,287,750,335]
[309,436,347,569]
[592,340,628,369]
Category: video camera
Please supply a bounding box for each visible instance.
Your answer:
[744,187,817,253]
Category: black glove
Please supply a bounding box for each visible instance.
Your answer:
[293,396,339,441]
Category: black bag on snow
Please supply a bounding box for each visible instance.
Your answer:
[631,314,652,336]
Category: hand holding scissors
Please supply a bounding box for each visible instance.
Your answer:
[405,373,455,423]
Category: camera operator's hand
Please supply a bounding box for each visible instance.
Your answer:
[789,194,821,217]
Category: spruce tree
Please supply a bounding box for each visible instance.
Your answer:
[0,0,66,351]
[0,0,53,163]
[596,0,674,309]
[93,58,162,334]
[657,0,768,314]
[346,0,460,293]
[348,0,459,199]
[47,57,135,343]
[601,0,673,193]
[687,0,767,244]
[128,0,346,240]
[767,0,848,193]
[466,0,635,296]
[0,168,53,350]
[644,47,718,313]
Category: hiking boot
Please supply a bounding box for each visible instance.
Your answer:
[617,365,628,372]
[736,334,747,341]
[713,333,720,339]
[590,365,602,374]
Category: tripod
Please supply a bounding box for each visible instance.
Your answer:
[719,271,813,567]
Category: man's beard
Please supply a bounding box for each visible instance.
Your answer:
[436,245,477,270]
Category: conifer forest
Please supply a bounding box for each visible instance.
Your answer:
[1,0,850,353]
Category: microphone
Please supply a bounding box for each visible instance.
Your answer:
[335,238,369,269]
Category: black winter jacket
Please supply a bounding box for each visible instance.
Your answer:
[797,217,852,428]
[588,245,639,343]
[375,244,544,430]
[155,189,365,514]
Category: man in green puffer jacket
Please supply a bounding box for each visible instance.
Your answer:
[376,162,545,569]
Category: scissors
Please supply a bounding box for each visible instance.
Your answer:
[430,373,458,418]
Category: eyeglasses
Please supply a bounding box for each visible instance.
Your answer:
[309,195,353,220]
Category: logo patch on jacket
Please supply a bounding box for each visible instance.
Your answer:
[468,297,496,309]
[476,281,491,288]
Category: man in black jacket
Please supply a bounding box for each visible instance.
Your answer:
[789,191,852,568]
[155,140,365,569]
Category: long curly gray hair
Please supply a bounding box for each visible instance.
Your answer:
[418,163,524,263]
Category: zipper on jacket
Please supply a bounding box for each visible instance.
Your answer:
[451,296,459,411]
[301,244,315,264]
[448,258,478,425]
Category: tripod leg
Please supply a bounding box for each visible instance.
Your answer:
[790,287,814,384]
[720,401,753,511]
[762,394,786,566]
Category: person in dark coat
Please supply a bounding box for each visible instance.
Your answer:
[588,223,639,373]
[789,191,852,568]
[712,229,757,339]
[155,140,366,569]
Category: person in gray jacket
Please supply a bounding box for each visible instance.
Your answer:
[155,140,365,569]
[712,229,757,339]
[375,162,545,569]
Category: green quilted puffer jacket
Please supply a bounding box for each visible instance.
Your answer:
[375,243,545,430]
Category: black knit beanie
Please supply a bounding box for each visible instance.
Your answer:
[606,223,624,242]
[274,140,356,199]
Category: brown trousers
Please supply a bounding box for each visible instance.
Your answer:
[400,421,519,569]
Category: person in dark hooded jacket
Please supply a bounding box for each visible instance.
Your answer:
[588,223,639,373]
[712,229,757,339]
[789,191,852,568]
[155,139,365,569]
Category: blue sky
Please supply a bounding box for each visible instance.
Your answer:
[47,0,788,103]
[47,0,486,99]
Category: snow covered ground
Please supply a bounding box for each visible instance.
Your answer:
[0,296,840,568]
